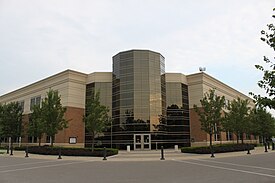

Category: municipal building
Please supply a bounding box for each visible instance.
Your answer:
[0,50,256,150]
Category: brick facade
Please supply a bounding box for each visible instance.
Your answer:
[20,106,85,147]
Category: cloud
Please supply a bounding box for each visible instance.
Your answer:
[0,0,274,96]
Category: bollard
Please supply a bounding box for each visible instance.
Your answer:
[160,146,165,160]
[10,146,13,156]
[247,144,251,155]
[127,145,130,153]
[103,147,107,160]
[272,142,275,150]
[264,143,268,152]
[25,146,29,158]
[210,145,215,158]
[175,145,178,152]
[58,147,62,159]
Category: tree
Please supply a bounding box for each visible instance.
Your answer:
[193,89,225,154]
[249,107,275,143]
[0,102,23,148]
[251,8,275,109]
[28,104,45,146]
[83,91,110,151]
[0,104,4,144]
[222,98,250,144]
[42,89,68,146]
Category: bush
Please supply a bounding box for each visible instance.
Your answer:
[14,146,27,151]
[181,144,255,154]
[26,146,118,157]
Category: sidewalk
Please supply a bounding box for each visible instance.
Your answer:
[1,146,274,162]
[108,146,275,161]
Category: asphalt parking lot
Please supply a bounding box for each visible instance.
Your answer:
[0,149,275,183]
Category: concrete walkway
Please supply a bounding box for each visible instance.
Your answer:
[1,146,274,162]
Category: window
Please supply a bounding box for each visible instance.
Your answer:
[30,96,41,110]
[18,100,24,112]
[226,131,233,141]
[46,136,51,143]
[246,134,251,140]
[28,136,38,143]
[214,123,221,141]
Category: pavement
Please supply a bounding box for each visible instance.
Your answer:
[0,146,273,161]
[1,147,275,183]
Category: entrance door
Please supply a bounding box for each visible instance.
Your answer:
[134,134,151,150]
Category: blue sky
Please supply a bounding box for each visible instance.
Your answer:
[0,0,274,103]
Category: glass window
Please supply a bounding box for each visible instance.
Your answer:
[30,96,41,110]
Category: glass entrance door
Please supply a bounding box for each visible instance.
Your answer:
[134,134,151,150]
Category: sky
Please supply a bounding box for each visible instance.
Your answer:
[0,0,274,105]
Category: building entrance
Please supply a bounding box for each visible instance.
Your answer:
[134,134,151,150]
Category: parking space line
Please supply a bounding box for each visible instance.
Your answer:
[190,159,275,171]
[172,159,275,178]
[0,161,93,174]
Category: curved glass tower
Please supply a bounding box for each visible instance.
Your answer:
[112,50,166,149]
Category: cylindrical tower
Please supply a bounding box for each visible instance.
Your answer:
[112,50,166,149]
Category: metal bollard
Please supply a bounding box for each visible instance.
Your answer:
[210,146,215,158]
[10,146,13,156]
[247,144,251,155]
[264,143,268,152]
[58,147,62,159]
[160,146,165,160]
[103,147,107,160]
[25,146,29,158]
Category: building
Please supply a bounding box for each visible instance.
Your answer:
[0,49,255,149]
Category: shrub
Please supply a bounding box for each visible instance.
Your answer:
[181,144,255,154]
[26,146,118,157]
[14,146,27,151]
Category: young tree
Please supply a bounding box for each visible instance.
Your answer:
[42,89,68,146]
[28,104,45,146]
[0,102,23,148]
[222,98,250,144]
[251,8,275,109]
[249,107,275,143]
[0,104,4,144]
[83,91,110,151]
[194,89,225,154]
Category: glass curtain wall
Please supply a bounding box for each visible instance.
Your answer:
[85,82,112,147]
[165,82,190,147]
[112,50,165,149]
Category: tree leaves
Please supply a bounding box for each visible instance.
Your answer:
[194,89,225,139]
[83,91,110,151]
[0,102,23,140]
[252,10,275,109]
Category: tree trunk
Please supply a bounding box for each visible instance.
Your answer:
[51,135,55,147]
[38,137,41,147]
[91,135,95,152]
[209,133,214,157]
[241,133,244,144]
[236,134,239,144]
[10,137,14,155]
[210,133,213,147]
